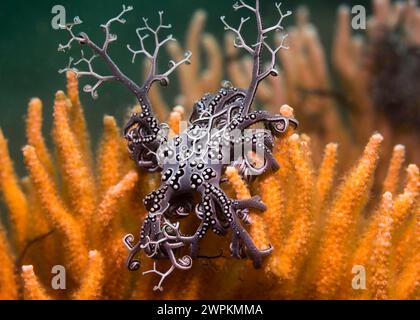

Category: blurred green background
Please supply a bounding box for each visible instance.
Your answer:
[0,0,370,176]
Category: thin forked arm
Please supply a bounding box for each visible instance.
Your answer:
[58,5,142,99]
[58,5,191,110]
[127,11,192,92]
[221,0,291,115]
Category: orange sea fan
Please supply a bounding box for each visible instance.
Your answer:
[311,134,383,299]
[0,223,18,300]
[97,116,126,196]
[26,98,56,179]
[22,145,89,278]
[0,68,419,300]
[21,265,51,300]
[274,134,314,282]
[73,250,105,300]
[368,192,394,300]
[66,71,94,171]
[0,129,29,250]
[52,91,97,231]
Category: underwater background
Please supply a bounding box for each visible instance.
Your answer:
[0,0,370,176]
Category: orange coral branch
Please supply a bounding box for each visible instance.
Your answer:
[313,134,383,299]
[66,71,94,172]
[392,164,420,231]
[95,170,138,243]
[260,175,284,249]
[389,165,420,283]
[26,98,55,178]
[261,174,286,278]
[393,205,419,299]
[22,145,88,276]
[0,129,29,249]
[21,265,51,300]
[102,232,131,300]
[0,223,18,300]
[21,177,56,270]
[225,166,251,200]
[201,34,223,93]
[383,145,406,195]
[225,166,269,250]
[73,251,104,300]
[97,116,124,196]
[275,134,314,281]
[186,10,206,80]
[52,91,96,230]
[315,143,338,218]
[368,192,394,300]
[168,106,184,137]
[346,164,419,299]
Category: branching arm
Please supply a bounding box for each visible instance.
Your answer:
[233,0,257,13]
[260,34,289,80]
[58,5,191,119]
[58,5,141,100]
[127,11,192,91]
[221,0,292,115]
[221,16,254,54]
[262,2,292,34]
[59,52,117,99]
